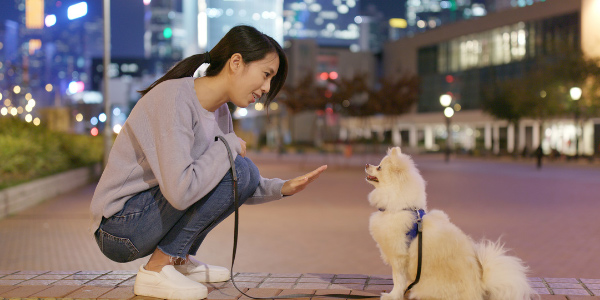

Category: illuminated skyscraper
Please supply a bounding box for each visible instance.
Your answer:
[282,0,360,48]
[144,0,184,60]
[406,0,488,32]
[199,0,284,51]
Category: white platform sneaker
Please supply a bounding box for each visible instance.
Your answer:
[134,265,208,300]
[174,257,231,283]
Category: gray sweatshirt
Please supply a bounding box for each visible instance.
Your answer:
[90,77,285,232]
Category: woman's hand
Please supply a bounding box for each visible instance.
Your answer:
[281,165,328,196]
[238,138,247,157]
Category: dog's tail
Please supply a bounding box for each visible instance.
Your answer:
[476,239,538,300]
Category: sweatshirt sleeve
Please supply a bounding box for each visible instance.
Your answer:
[244,176,287,205]
[142,90,242,211]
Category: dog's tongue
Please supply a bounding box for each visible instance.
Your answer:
[367,175,378,182]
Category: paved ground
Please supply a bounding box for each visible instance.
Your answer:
[0,152,599,298]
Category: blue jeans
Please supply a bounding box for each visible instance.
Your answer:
[95,156,260,263]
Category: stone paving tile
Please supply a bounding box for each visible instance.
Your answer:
[270,273,303,278]
[582,279,600,284]
[207,287,248,300]
[0,280,24,286]
[367,279,393,285]
[349,289,381,298]
[335,274,369,279]
[84,279,126,286]
[98,286,136,299]
[222,281,261,289]
[315,288,352,300]
[329,283,365,290]
[553,288,592,295]
[294,282,330,290]
[64,273,101,280]
[587,284,600,290]
[35,274,69,280]
[45,270,81,275]
[0,286,19,294]
[549,283,586,289]
[107,270,138,275]
[540,296,568,299]
[546,278,581,283]
[238,288,282,300]
[237,272,270,277]
[333,278,367,284]
[118,277,137,287]
[232,276,267,282]
[277,288,315,300]
[18,279,58,285]
[298,277,331,283]
[28,285,82,298]
[364,285,393,292]
[13,271,49,275]
[534,287,552,295]
[531,281,549,288]
[303,273,335,279]
[96,274,135,280]
[530,277,543,281]
[257,282,295,289]
[0,285,50,298]
[51,279,91,285]
[64,286,113,298]
[2,274,39,280]
[263,277,298,283]
[369,275,392,280]
[591,290,600,296]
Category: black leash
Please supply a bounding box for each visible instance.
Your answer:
[216,136,418,299]
[404,214,424,296]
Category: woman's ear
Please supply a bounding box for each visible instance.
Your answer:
[229,53,243,72]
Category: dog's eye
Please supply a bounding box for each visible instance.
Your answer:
[377,166,381,171]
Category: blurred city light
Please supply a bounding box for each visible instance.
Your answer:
[0,107,7,116]
[444,107,455,118]
[28,99,36,107]
[67,2,88,20]
[163,27,173,39]
[33,118,40,126]
[25,114,33,122]
[91,117,98,125]
[68,81,85,94]
[389,18,407,28]
[570,87,582,101]
[238,108,248,117]
[329,71,339,80]
[91,127,99,136]
[4,99,10,106]
[10,108,17,116]
[45,14,56,27]
[25,93,32,100]
[269,102,279,111]
[113,124,122,134]
[143,0,151,5]
[99,113,107,122]
[254,103,264,111]
[76,113,83,122]
[13,86,21,94]
[45,84,53,92]
[440,94,452,107]
[319,72,328,80]
[113,107,121,116]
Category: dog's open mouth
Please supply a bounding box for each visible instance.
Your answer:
[366,175,379,182]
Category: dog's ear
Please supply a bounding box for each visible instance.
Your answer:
[391,147,402,156]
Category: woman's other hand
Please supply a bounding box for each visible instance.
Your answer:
[281,165,328,196]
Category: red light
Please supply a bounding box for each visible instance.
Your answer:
[324,90,332,98]
[91,127,98,136]
[329,72,338,80]
[319,72,328,81]
[326,107,333,114]
[446,75,454,83]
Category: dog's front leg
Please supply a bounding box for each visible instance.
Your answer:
[381,261,408,300]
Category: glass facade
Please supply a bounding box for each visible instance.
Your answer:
[202,0,284,50]
[417,12,580,113]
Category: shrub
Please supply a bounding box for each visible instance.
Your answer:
[0,116,103,189]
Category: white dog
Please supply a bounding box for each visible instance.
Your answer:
[366,147,535,300]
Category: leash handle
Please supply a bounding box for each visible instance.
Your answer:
[215,136,378,299]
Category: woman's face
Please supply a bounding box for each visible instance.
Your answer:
[229,52,279,108]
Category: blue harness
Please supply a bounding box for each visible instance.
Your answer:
[378,207,426,244]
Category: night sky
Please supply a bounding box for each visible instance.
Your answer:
[0,0,405,58]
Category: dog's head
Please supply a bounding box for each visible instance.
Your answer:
[365,147,427,210]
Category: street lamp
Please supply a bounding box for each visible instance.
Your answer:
[440,94,455,163]
[570,87,581,159]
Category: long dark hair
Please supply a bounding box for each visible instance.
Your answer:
[138,25,288,109]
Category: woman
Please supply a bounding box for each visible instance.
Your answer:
[90,25,327,300]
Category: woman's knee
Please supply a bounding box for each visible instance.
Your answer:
[232,156,260,196]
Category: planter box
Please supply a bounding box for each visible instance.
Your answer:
[0,164,101,220]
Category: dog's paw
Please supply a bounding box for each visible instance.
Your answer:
[380,292,400,300]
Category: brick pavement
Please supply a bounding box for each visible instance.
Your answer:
[1,151,600,299]
[0,271,599,299]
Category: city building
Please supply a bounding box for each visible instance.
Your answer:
[357,0,600,156]
[200,0,284,52]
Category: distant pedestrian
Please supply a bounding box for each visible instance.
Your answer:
[90,25,327,300]
[535,145,544,169]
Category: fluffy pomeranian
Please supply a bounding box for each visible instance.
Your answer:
[366,147,535,300]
